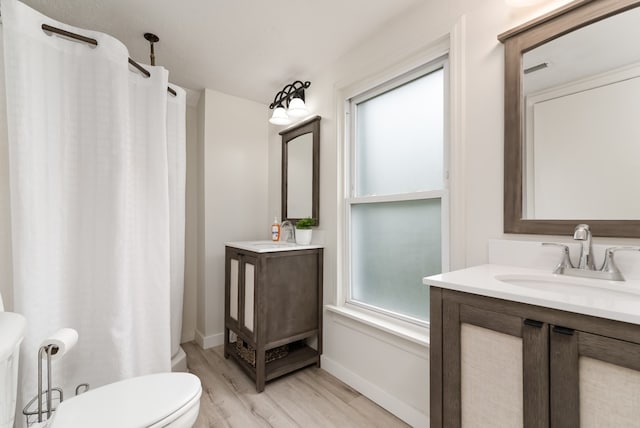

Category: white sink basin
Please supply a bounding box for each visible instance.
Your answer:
[495,273,640,299]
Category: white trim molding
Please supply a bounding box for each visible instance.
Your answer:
[448,15,467,270]
[326,304,429,357]
[334,16,468,305]
[194,329,225,349]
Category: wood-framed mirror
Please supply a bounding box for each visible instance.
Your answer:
[280,115,320,225]
[499,0,640,237]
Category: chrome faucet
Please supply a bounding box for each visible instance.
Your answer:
[573,224,595,270]
[600,247,640,281]
[541,242,573,274]
[280,220,295,243]
[543,223,640,281]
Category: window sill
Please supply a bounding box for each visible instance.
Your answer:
[325,304,430,348]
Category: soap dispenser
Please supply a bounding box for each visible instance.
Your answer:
[271,216,280,241]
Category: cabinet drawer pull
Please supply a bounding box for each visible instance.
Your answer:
[552,325,575,336]
[524,319,543,328]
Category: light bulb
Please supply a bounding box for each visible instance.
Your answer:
[287,97,310,118]
[269,106,291,125]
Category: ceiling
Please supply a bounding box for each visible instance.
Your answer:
[20,0,424,105]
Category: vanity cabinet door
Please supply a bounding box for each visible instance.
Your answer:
[229,256,240,321]
[239,254,258,339]
[225,251,241,333]
[550,328,640,428]
[435,289,549,428]
[224,250,258,342]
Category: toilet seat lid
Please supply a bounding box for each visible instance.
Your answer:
[50,372,201,428]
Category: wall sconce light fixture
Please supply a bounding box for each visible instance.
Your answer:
[269,80,311,125]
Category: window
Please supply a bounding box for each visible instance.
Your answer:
[345,58,449,325]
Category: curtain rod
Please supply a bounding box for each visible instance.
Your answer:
[40,24,177,97]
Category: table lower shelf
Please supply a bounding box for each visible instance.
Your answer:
[226,341,319,386]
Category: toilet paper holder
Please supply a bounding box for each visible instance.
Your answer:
[22,344,90,426]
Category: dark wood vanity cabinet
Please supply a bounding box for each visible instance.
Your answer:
[224,246,323,392]
[430,287,640,428]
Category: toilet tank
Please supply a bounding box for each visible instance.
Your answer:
[0,312,26,428]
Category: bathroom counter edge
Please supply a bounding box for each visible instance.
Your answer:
[423,264,640,325]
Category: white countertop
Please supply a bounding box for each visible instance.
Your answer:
[423,264,640,325]
[226,240,323,253]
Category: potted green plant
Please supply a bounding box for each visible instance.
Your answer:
[295,218,315,245]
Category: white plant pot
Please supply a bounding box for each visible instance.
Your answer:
[295,228,312,245]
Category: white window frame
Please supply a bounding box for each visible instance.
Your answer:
[342,56,450,327]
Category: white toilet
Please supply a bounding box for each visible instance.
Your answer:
[0,312,202,428]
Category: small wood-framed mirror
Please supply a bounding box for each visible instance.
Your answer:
[281,115,320,225]
[499,0,640,237]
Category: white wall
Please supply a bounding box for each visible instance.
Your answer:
[181,104,199,342]
[195,89,269,347]
[0,29,12,311]
[196,94,206,338]
[266,0,622,425]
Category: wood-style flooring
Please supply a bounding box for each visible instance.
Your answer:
[183,342,410,428]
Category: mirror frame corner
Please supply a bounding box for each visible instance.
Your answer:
[280,115,321,226]
[500,0,640,238]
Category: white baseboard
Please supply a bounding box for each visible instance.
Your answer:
[321,355,429,428]
[180,331,196,344]
[194,329,225,349]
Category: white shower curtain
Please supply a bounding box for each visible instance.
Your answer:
[2,0,182,418]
